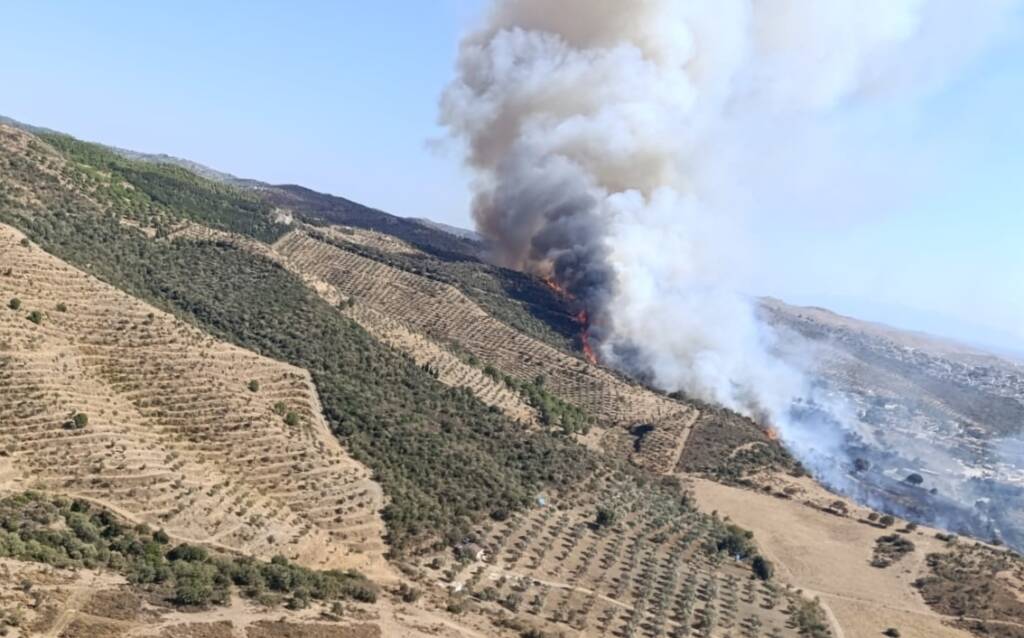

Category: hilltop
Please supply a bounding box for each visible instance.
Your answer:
[0,121,1021,638]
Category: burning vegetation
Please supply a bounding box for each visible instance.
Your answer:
[543,276,598,365]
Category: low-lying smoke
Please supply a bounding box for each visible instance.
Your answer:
[441,0,1019,541]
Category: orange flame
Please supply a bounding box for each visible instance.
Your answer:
[543,276,598,365]
[576,309,598,365]
[542,276,572,299]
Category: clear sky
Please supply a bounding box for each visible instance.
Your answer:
[2,1,1021,353]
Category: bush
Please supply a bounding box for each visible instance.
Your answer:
[284,411,300,427]
[879,515,895,528]
[55,302,67,312]
[167,544,209,562]
[247,380,260,392]
[883,629,901,638]
[397,582,420,603]
[0,493,376,609]
[752,554,774,580]
[63,412,88,430]
[905,473,924,486]
[714,524,755,559]
[793,598,830,638]
[7,298,20,311]
[595,506,617,528]
[173,562,216,606]
[26,310,43,325]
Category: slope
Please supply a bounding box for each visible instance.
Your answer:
[0,224,386,574]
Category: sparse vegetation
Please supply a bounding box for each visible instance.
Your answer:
[871,534,915,568]
[792,597,831,637]
[0,163,593,550]
[305,226,577,353]
[677,404,797,482]
[914,543,1024,637]
[6,298,19,310]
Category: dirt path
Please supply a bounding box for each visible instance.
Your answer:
[44,570,102,638]
[509,570,632,611]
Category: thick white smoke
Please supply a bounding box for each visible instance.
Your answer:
[440,1,1016,448]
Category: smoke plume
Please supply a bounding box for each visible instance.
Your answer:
[441,0,1018,518]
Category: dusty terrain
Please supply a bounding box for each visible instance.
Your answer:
[0,225,387,577]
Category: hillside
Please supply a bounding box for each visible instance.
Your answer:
[0,224,386,572]
[763,298,1024,551]
[1,122,1022,638]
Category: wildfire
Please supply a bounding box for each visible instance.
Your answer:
[542,276,599,365]
[542,276,571,298]
[576,309,598,366]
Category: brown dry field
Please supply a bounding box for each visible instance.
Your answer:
[693,478,974,638]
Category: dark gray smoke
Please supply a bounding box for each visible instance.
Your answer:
[441,0,1021,545]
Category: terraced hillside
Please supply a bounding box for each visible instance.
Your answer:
[3,121,1022,638]
[274,228,700,474]
[426,471,808,638]
[0,225,387,574]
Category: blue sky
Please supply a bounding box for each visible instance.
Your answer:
[2,1,1021,352]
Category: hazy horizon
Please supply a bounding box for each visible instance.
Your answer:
[3,0,1021,354]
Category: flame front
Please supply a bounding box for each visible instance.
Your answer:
[542,276,571,298]
[576,309,598,365]
[543,277,598,365]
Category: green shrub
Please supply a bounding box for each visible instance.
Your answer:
[173,561,216,606]
[63,412,88,430]
[26,310,43,325]
[595,506,617,528]
[0,493,376,608]
[167,544,208,562]
[713,523,755,559]
[752,554,774,580]
[7,298,20,311]
[247,380,260,392]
